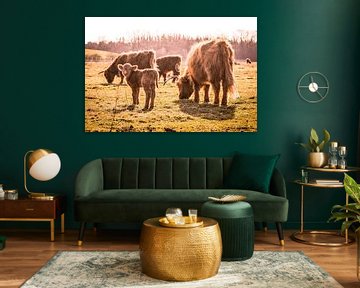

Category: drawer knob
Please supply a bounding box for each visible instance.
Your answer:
[25,208,35,211]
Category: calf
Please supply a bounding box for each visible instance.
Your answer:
[100,50,156,84]
[118,63,159,110]
[156,55,182,83]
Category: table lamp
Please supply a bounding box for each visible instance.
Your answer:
[24,148,61,199]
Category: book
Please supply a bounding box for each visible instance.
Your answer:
[315,179,341,184]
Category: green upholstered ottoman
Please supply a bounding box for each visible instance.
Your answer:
[201,201,254,261]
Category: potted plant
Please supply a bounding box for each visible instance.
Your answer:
[296,128,330,167]
[329,173,360,279]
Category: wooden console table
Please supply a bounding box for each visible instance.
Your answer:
[0,195,65,241]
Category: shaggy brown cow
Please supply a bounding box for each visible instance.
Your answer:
[177,39,238,106]
[118,63,159,110]
[101,50,156,84]
[246,58,252,64]
[156,55,182,83]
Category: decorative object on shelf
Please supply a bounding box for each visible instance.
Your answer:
[338,146,347,169]
[24,148,61,199]
[329,173,360,280]
[328,142,338,169]
[297,71,329,103]
[300,169,309,183]
[0,184,4,199]
[296,128,330,168]
[208,194,246,203]
[315,179,340,185]
[4,189,18,200]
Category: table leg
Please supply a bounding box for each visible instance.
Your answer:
[300,185,304,233]
[345,193,349,243]
[50,219,55,241]
[61,213,65,234]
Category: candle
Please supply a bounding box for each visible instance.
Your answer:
[338,146,346,153]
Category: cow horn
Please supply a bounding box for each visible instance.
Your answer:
[163,76,178,85]
[98,70,105,74]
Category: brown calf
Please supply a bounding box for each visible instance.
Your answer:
[156,55,182,83]
[101,50,156,84]
[118,63,159,110]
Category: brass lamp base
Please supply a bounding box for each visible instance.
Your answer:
[28,193,55,200]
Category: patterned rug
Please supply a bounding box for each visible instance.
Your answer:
[21,251,342,288]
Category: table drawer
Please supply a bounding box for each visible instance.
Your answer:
[1,201,55,218]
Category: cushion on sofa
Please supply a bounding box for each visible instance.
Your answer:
[223,153,280,193]
[74,189,288,223]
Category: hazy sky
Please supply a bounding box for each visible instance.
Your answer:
[85,17,257,43]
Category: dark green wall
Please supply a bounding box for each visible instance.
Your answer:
[1,0,359,230]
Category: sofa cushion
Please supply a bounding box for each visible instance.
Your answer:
[223,153,280,193]
[75,188,288,222]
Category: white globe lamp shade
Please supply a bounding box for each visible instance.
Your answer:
[28,150,61,181]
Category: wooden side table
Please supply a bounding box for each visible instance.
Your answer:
[0,195,65,241]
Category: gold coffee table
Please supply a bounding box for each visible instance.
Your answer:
[139,217,222,281]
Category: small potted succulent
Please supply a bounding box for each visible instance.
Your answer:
[296,128,330,167]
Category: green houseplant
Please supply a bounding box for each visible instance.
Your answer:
[329,173,360,234]
[329,173,360,280]
[296,128,330,167]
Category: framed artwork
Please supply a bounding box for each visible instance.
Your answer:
[85,17,257,132]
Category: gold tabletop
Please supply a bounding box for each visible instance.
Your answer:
[139,217,222,281]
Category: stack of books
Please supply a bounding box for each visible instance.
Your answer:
[314,179,341,185]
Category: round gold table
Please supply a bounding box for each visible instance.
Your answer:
[139,217,222,281]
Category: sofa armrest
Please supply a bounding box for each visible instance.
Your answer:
[75,159,104,199]
[269,168,287,198]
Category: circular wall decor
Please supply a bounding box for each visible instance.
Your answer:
[297,72,329,103]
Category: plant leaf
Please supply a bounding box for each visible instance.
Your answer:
[344,173,360,204]
[310,128,319,144]
[323,129,330,144]
[341,220,358,234]
[317,140,325,152]
[295,142,312,152]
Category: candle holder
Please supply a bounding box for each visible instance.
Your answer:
[337,146,347,169]
[328,142,338,169]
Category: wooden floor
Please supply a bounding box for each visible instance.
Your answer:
[0,228,358,288]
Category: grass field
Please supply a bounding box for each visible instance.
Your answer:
[85,49,257,132]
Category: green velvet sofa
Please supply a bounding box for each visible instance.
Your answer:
[74,157,288,245]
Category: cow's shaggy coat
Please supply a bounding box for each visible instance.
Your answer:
[177,39,238,106]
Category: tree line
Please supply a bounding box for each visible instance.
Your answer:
[85,34,257,62]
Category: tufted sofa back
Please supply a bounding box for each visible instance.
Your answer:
[102,158,233,190]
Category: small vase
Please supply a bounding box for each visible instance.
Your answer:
[308,152,328,168]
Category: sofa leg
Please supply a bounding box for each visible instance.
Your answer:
[276,222,284,246]
[78,222,86,246]
[262,222,268,232]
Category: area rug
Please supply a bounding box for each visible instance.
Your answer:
[21,251,342,288]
